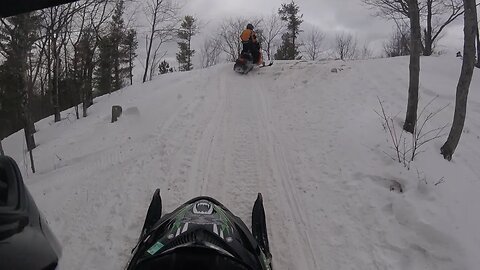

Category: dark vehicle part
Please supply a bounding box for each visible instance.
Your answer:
[0,156,62,270]
[234,52,255,74]
[1,0,79,18]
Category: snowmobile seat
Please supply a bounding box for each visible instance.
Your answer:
[0,157,19,209]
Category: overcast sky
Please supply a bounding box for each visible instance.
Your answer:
[180,0,466,54]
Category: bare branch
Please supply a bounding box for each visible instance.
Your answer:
[303,27,325,60]
[335,32,358,60]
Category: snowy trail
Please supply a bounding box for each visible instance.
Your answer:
[187,69,321,269]
[3,57,480,270]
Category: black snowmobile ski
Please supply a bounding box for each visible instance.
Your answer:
[252,193,272,266]
[141,188,162,237]
[260,62,274,68]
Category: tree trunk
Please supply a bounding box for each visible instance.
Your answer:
[83,60,94,117]
[85,59,95,111]
[129,51,134,85]
[423,0,433,56]
[16,19,37,153]
[403,0,422,133]
[441,0,477,161]
[0,139,4,156]
[82,102,88,118]
[143,29,156,83]
[51,36,61,122]
[292,31,296,60]
[21,88,36,152]
[476,16,480,68]
[187,35,192,71]
[27,75,37,134]
[114,44,120,91]
[266,42,271,61]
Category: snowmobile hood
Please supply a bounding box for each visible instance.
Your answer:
[127,196,270,270]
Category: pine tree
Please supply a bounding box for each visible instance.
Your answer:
[159,60,173,74]
[95,0,137,94]
[76,28,96,117]
[96,36,114,95]
[0,12,39,171]
[176,16,198,71]
[111,0,126,90]
[275,1,303,60]
[0,13,39,146]
[123,29,138,85]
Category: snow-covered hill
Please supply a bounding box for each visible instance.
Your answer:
[3,56,480,270]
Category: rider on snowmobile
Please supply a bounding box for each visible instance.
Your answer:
[240,23,262,65]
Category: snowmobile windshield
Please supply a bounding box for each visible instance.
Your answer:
[133,246,252,270]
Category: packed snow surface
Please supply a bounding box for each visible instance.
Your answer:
[4,56,480,270]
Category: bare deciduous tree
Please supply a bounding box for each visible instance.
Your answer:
[423,0,465,56]
[334,32,357,60]
[142,0,178,83]
[1,13,39,172]
[40,1,87,122]
[376,96,448,168]
[362,0,409,19]
[476,11,480,68]
[441,0,477,160]
[362,0,466,56]
[259,14,285,61]
[200,37,222,68]
[403,0,422,133]
[303,27,325,60]
[360,42,374,59]
[76,0,112,117]
[384,22,411,57]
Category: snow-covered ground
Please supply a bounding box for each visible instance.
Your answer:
[3,55,480,270]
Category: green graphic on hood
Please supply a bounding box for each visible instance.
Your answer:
[213,205,235,235]
[147,241,164,255]
[171,206,189,231]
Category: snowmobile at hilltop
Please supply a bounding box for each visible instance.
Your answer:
[234,23,272,74]
[126,190,273,270]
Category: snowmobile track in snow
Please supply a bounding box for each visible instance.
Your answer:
[256,80,320,270]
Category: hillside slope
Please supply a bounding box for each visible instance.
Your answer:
[4,56,480,270]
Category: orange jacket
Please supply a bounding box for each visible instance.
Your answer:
[240,29,257,43]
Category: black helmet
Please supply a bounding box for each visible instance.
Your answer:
[247,23,254,30]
